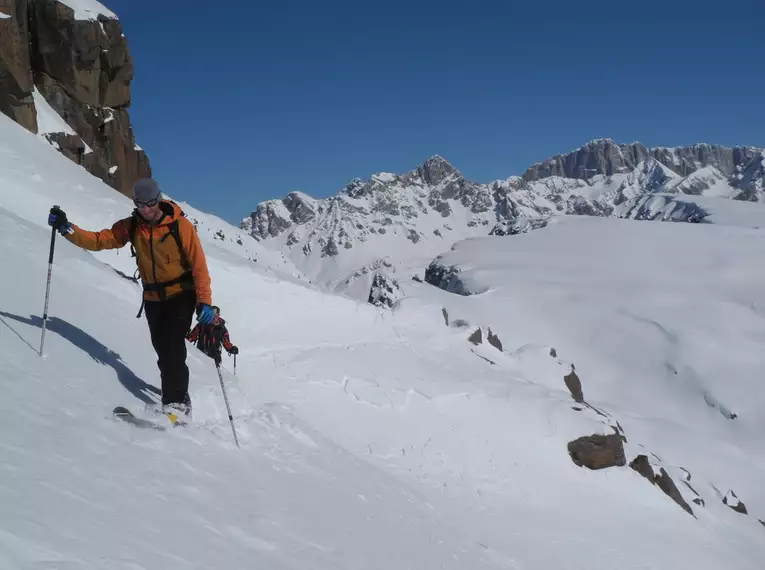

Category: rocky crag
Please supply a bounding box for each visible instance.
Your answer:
[0,0,149,196]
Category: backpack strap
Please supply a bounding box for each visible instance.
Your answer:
[128,212,139,259]
[160,220,191,272]
[126,213,146,319]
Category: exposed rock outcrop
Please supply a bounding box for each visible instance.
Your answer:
[616,195,707,223]
[487,328,503,351]
[629,454,655,482]
[0,0,150,196]
[424,260,470,295]
[523,139,761,183]
[489,216,548,236]
[367,272,400,308]
[563,368,584,403]
[0,1,37,132]
[723,490,748,515]
[629,455,694,516]
[567,433,626,470]
[655,468,694,516]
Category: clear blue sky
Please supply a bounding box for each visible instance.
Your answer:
[107,0,764,224]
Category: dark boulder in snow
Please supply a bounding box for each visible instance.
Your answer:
[629,455,655,482]
[567,433,626,470]
[424,259,485,296]
[487,328,503,351]
[629,455,694,516]
[465,327,503,350]
[655,468,694,516]
[563,368,584,403]
[425,260,462,293]
[723,490,748,515]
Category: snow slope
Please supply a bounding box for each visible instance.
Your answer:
[420,214,765,537]
[1,112,764,568]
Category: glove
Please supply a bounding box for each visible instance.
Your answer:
[48,206,72,235]
[228,346,239,355]
[196,303,215,325]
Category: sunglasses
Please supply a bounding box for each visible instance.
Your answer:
[134,198,159,208]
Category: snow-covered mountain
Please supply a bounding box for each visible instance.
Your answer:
[241,140,764,297]
[2,101,765,569]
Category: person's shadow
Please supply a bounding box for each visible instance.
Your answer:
[0,311,161,405]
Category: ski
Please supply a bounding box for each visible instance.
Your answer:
[112,406,167,430]
[113,405,189,430]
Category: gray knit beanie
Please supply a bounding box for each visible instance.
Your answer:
[132,178,161,203]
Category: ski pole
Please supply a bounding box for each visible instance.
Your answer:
[40,207,59,357]
[216,360,240,448]
[233,353,237,376]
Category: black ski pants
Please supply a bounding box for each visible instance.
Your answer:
[144,289,196,406]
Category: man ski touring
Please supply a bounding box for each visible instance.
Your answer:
[47,178,216,421]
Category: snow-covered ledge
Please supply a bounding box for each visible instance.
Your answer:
[58,0,117,21]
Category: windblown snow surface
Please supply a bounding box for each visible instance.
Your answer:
[0,111,764,568]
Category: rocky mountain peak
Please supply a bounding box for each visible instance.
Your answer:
[416,155,460,186]
[283,191,317,224]
[342,177,365,197]
[0,0,149,197]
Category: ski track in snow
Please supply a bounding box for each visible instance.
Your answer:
[0,112,764,568]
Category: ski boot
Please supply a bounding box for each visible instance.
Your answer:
[162,395,192,427]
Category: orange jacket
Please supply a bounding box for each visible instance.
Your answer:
[65,201,212,305]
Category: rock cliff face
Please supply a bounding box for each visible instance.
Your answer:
[0,0,149,196]
[0,0,37,132]
[523,139,760,186]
